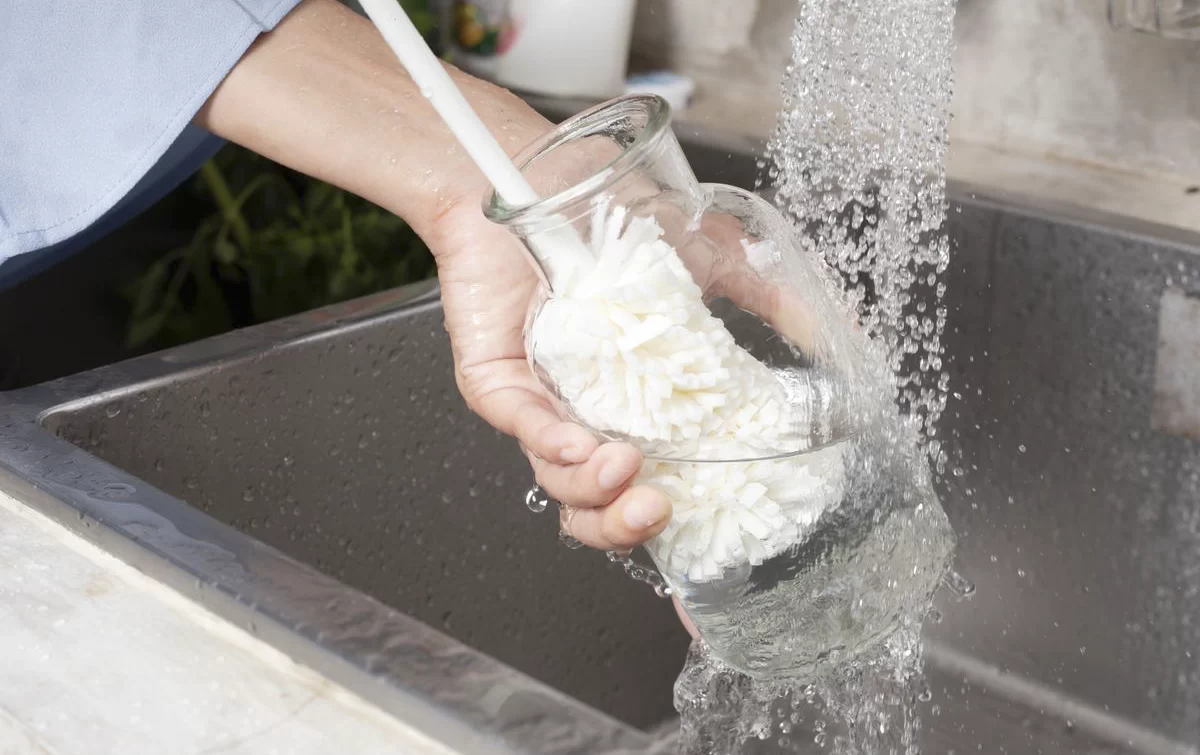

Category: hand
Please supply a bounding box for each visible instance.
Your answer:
[426,196,674,552]
[197,0,673,554]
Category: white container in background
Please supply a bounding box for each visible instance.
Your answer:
[448,0,636,99]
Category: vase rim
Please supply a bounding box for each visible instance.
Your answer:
[483,94,672,227]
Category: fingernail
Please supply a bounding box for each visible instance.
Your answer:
[598,460,632,491]
[623,495,671,530]
[560,444,589,464]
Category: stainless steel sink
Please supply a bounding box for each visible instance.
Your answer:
[1,124,1198,754]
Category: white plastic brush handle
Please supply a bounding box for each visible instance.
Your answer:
[357,0,538,206]
[357,0,594,277]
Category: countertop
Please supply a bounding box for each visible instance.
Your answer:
[0,490,451,755]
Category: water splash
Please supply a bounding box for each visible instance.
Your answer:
[606,550,673,598]
[765,0,957,470]
[672,0,959,750]
[675,625,929,754]
[558,530,586,550]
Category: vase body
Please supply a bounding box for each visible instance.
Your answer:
[485,95,954,680]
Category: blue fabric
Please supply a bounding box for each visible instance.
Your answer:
[0,0,303,283]
[0,126,224,290]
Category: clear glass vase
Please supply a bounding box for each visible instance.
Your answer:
[485,94,954,681]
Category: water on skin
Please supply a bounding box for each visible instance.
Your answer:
[671,0,958,752]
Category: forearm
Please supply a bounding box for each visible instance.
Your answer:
[194,0,550,240]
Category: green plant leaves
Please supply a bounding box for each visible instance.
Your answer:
[125,145,435,350]
[125,0,444,350]
[397,0,437,36]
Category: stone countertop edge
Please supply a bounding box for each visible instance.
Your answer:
[0,488,455,755]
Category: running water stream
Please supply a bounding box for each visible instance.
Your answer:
[671,0,958,752]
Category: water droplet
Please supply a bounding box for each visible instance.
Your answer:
[1018,444,1027,453]
[558,531,584,549]
[524,486,550,513]
[104,404,121,419]
[94,482,136,500]
[942,570,976,600]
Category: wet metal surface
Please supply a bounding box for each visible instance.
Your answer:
[43,295,689,731]
[936,197,1200,747]
[1153,288,1200,441]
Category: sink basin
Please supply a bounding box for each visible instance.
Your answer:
[1,124,1198,754]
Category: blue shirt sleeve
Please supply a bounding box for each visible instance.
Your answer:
[0,0,303,274]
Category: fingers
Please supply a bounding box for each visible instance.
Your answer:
[511,400,599,465]
[457,359,671,552]
[558,485,673,551]
[463,365,599,464]
[525,442,641,508]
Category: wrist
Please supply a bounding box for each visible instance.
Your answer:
[390,68,551,241]
[197,0,550,249]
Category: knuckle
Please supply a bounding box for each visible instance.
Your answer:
[530,462,554,490]
[600,515,635,550]
[511,402,540,438]
[567,472,607,507]
[455,376,486,419]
